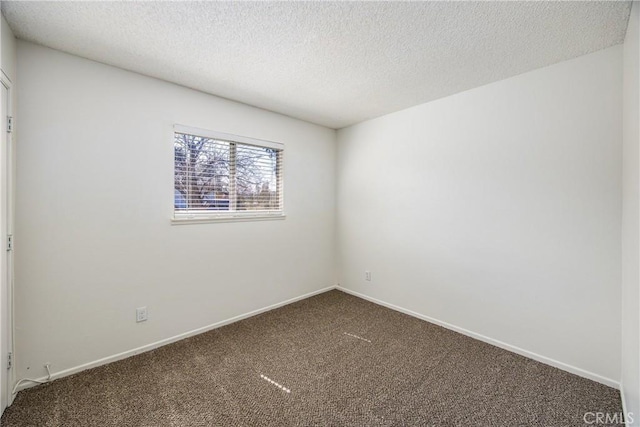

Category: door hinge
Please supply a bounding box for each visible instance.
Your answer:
[7,352,12,370]
[6,116,12,133]
[7,234,12,251]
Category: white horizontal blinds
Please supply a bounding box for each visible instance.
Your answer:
[174,128,283,216]
[235,143,282,212]
[174,132,231,212]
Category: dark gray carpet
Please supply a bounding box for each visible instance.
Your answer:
[1,290,623,426]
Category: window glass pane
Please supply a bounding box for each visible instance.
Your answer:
[236,144,280,211]
[174,133,230,211]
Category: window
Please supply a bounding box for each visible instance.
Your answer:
[173,125,284,222]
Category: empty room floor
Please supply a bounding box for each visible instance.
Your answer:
[1,291,622,426]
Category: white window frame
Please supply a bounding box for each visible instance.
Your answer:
[172,124,285,224]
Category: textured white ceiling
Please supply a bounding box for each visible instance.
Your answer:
[1,1,632,129]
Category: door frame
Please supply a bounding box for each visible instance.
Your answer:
[1,70,14,409]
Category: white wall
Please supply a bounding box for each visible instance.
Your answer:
[1,15,16,83]
[337,46,622,384]
[622,1,640,423]
[14,41,336,382]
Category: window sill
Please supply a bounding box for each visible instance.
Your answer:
[171,214,286,225]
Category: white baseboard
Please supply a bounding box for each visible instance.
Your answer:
[621,385,629,426]
[336,286,620,389]
[620,384,637,427]
[14,285,337,393]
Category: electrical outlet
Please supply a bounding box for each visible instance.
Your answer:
[365,271,372,282]
[136,306,148,323]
